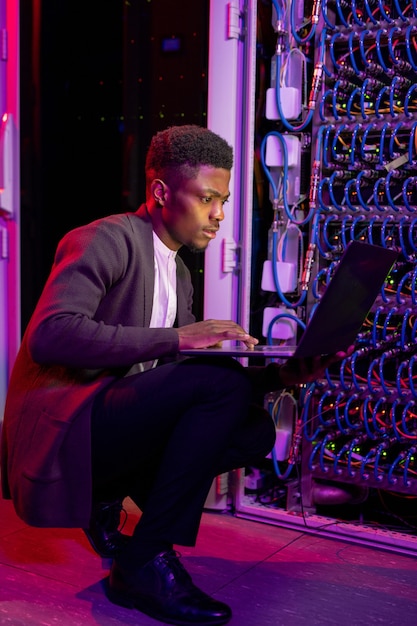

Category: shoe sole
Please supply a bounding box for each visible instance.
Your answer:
[105,578,232,626]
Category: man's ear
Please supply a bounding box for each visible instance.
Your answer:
[150,179,168,205]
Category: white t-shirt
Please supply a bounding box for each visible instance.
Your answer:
[139,231,178,371]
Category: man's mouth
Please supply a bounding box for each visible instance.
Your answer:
[203,228,218,239]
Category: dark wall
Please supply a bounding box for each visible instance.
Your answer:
[20,0,209,330]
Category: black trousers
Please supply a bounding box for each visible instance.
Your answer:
[90,357,275,547]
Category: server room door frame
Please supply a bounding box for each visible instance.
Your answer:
[0,0,20,420]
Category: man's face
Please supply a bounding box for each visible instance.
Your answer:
[159,165,231,252]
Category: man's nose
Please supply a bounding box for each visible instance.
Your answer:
[210,201,225,222]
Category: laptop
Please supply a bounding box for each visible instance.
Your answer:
[180,240,399,359]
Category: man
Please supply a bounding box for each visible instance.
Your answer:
[1,125,348,626]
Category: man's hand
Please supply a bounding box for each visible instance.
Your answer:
[177,320,259,351]
[278,346,355,386]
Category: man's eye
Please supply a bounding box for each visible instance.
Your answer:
[201,196,212,203]
[222,198,230,206]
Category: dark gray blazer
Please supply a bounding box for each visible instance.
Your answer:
[1,204,195,527]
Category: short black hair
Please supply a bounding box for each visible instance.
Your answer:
[145,124,233,188]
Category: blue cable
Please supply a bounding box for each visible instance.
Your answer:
[341,215,352,248]
[309,438,324,470]
[360,447,375,479]
[367,215,378,245]
[302,385,321,442]
[290,0,317,44]
[400,308,413,348]
[396,270,412,306]
[359,30,371,66]
[377,0,393,22]
[334,0,349,27]
[360,79,371,119]
[381,215,395,248]
[379,123,389,166]
[371,306,385,347]
[389,121,403,158]
[372,178,386,212]
[408,354,417,398]
[360,122,376,160]
[332,394,346,434]
[375,85,390,119]
[333,440,353,475]
[403,447,417,486]
[347,87,361,120]
[411,267,417,306]
[347,439,360,477]
[388,27,401,65]
[267,311,306,344]
[328,171,345,212]
[322,0,336,29]
[389,76,400,118]
[351,123,361,165]
[396,360,409,397]
[319,434,333,472]
[351,0,364,25]
[398,216,412,260]
[364,0,378,23]
[323,124,333,168]
[390,398,403,441]
[371,397,388,434]
[270,231,307,308]
[367,357,381,394]
[331,81,342,121]
[384,171,399,213]
[320,89,333,122]
[363,397,377,439]
[378,352,395,398]
[382,307,398,340]
[329,32,343,70]
[393,0,407,21]
[318,178,331,212]
[347,32,360,75]
[408,217,417,251]
[322,214,339,251]
[261,131,314,226]
[350,350,364,392]
[340,355,354,392]
[376,29,389,72]
[274,54,314,132]
[374,443,388,481]
[388,452,404,485]
[408,122,417,164]
[406,25,417,71]
[344,178,359,211]
[401,401,416,436]
[354,173,371,211]
[404,85,417,118]
[344,394,361,430]
[331,123,347,161]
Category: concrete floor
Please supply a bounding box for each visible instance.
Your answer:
[1,495,417,625]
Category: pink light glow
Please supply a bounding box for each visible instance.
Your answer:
[5,0,20,376]
[6,0,19,123]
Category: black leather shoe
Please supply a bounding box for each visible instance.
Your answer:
[107,549,232,625]
[83,499,130,558]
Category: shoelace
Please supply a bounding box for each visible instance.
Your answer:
[99,500,128,533]
[158,550,193,585]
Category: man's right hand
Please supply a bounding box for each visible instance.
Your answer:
[177,320,259,351]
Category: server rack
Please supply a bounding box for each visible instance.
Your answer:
[207,0,417,555]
